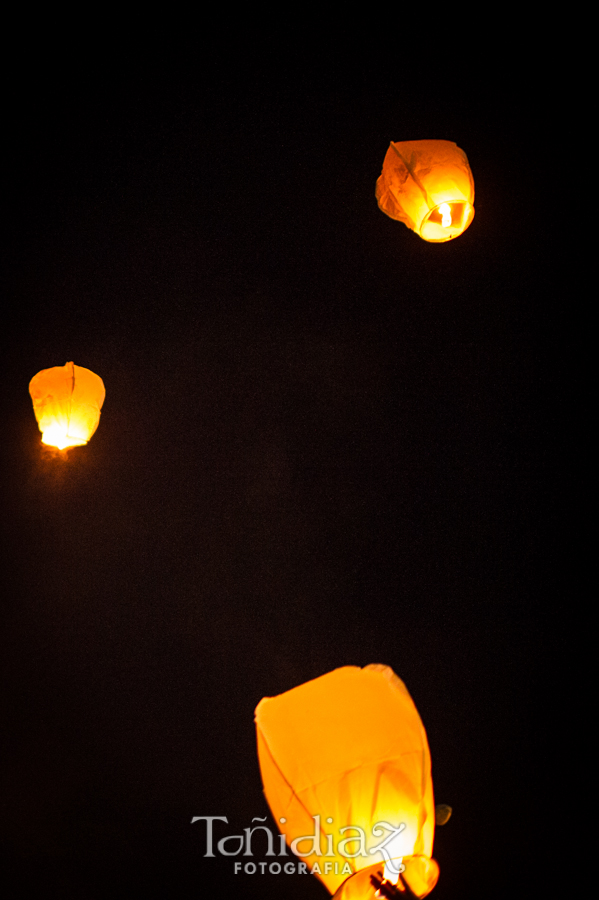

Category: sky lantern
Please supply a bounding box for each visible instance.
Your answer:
[29,361,105,450]
[255,664,439,898]
[376,140,474,242]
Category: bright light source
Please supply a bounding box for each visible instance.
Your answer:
[383,859,402,884]
[438,203,452,227]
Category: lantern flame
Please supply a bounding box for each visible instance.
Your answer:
[438,203,452,227]
[41,423,88,450]
[383,860,402,884]
[374,862,402,898]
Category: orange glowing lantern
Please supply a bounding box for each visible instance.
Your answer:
[29,361,105,450]
[376,140,474,242]
[255,664,439,898]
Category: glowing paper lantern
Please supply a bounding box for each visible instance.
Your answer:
[376,140,474,242]
[29,361,105,450]
[255,664,439,898]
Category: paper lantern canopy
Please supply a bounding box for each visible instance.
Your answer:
[376,139,474,242]
[29,361,105,450]
[255,664,439,898]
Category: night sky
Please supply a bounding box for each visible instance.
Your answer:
[1,35,563,900]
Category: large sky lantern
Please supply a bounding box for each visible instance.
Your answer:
[29,362,105,450]
[376,140,475,243]
[255,665,440,898]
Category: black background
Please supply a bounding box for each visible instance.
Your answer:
[1,29,564,900]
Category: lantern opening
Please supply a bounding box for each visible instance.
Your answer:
[420,201,474,243]
[332,857,440,899]
[41,423,88,450]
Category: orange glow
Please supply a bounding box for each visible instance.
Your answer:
[376,140,475,242]
[29,362,105,450]
[255,665,439,898]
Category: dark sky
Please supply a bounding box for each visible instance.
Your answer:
[1,34,563,900]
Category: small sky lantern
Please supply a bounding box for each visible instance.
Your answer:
[376,140,475,242]
[255,665,439,899]
[29,361,105,450]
